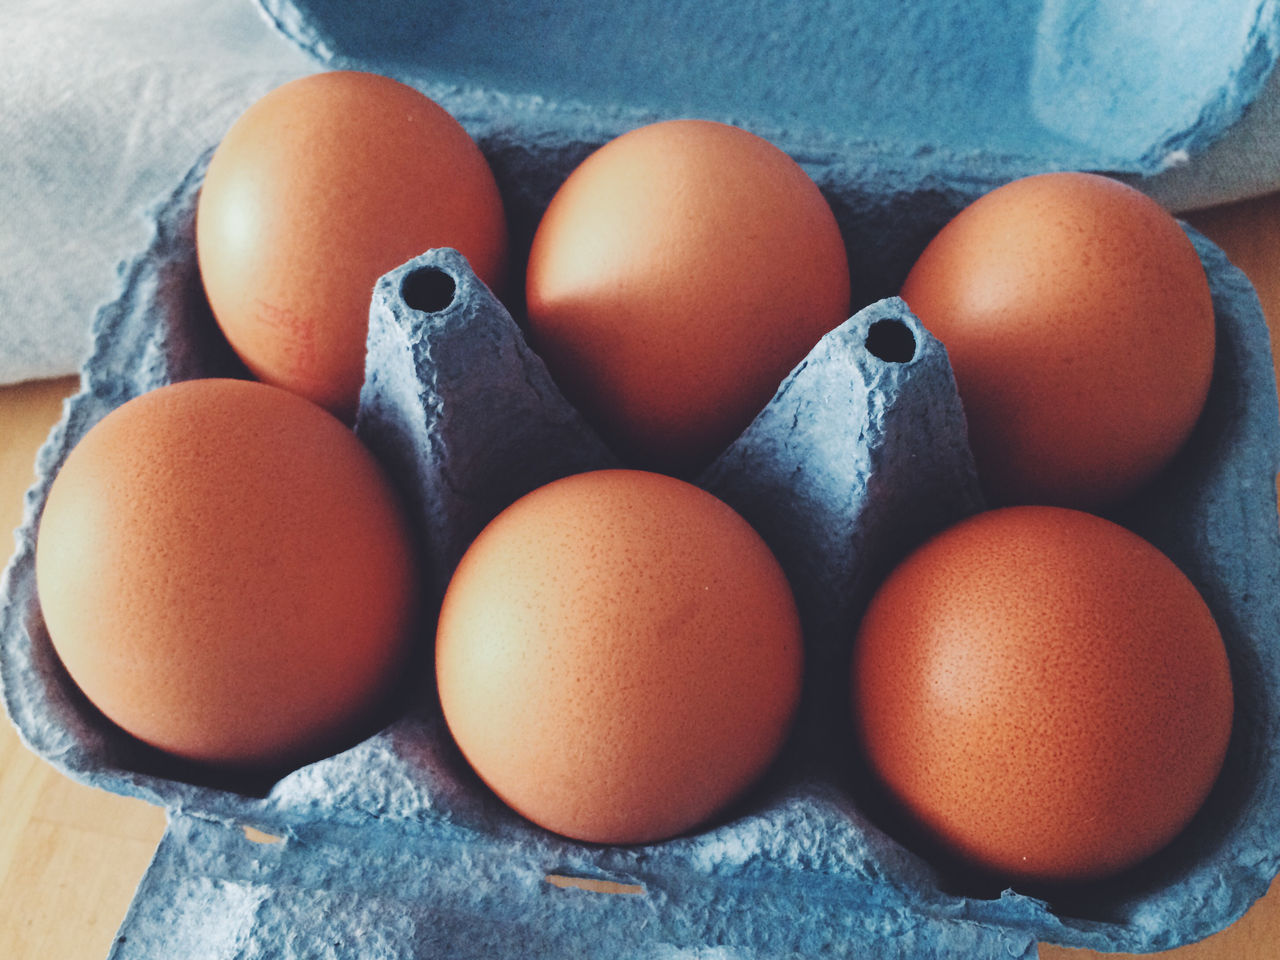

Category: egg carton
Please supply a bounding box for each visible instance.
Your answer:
[4,1,1280,957]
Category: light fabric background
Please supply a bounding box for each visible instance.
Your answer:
[1,1,313,385]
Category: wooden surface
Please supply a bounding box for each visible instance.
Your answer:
[0,191,1277,958]
[0,375,168,960]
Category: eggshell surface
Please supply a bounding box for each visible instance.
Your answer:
[851,506,1233,885]
[524,119,850,476]
[899,172,1215,508]
[435,469,803,844]
[35,378,418,770]
[196,70,508,421]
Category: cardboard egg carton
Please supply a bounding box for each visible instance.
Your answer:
[4,1,1280,956]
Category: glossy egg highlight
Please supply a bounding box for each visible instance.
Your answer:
[196,70,508,421]
[851,506,1233,885]
[436,469,804,844]
[35,378,419,770]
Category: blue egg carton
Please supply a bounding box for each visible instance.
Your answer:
[3,2,1280,957]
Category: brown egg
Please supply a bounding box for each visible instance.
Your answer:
[196,70,508,421]
[436,469,803,844]
[525,120,850,476]
[900,172,1214,508]
[35,379,418,770]
[850,506,1233,885]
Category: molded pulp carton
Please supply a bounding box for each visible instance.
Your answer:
[4,2,1280,957]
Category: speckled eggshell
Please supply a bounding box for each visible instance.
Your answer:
[851,506,1234,885]
[34,378,419,771]
[900,173,1215,508]
[435,468,804,844]
[196,71,508,422]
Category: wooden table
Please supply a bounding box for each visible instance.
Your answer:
[1,192,1278,958]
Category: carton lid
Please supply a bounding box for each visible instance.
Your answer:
[258,0,1280,180]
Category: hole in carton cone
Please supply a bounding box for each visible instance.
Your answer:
[401,267,457,313]
[865,318,916,363]
[545,874,646,896]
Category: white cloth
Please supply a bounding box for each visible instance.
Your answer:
[0,0,313,385]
